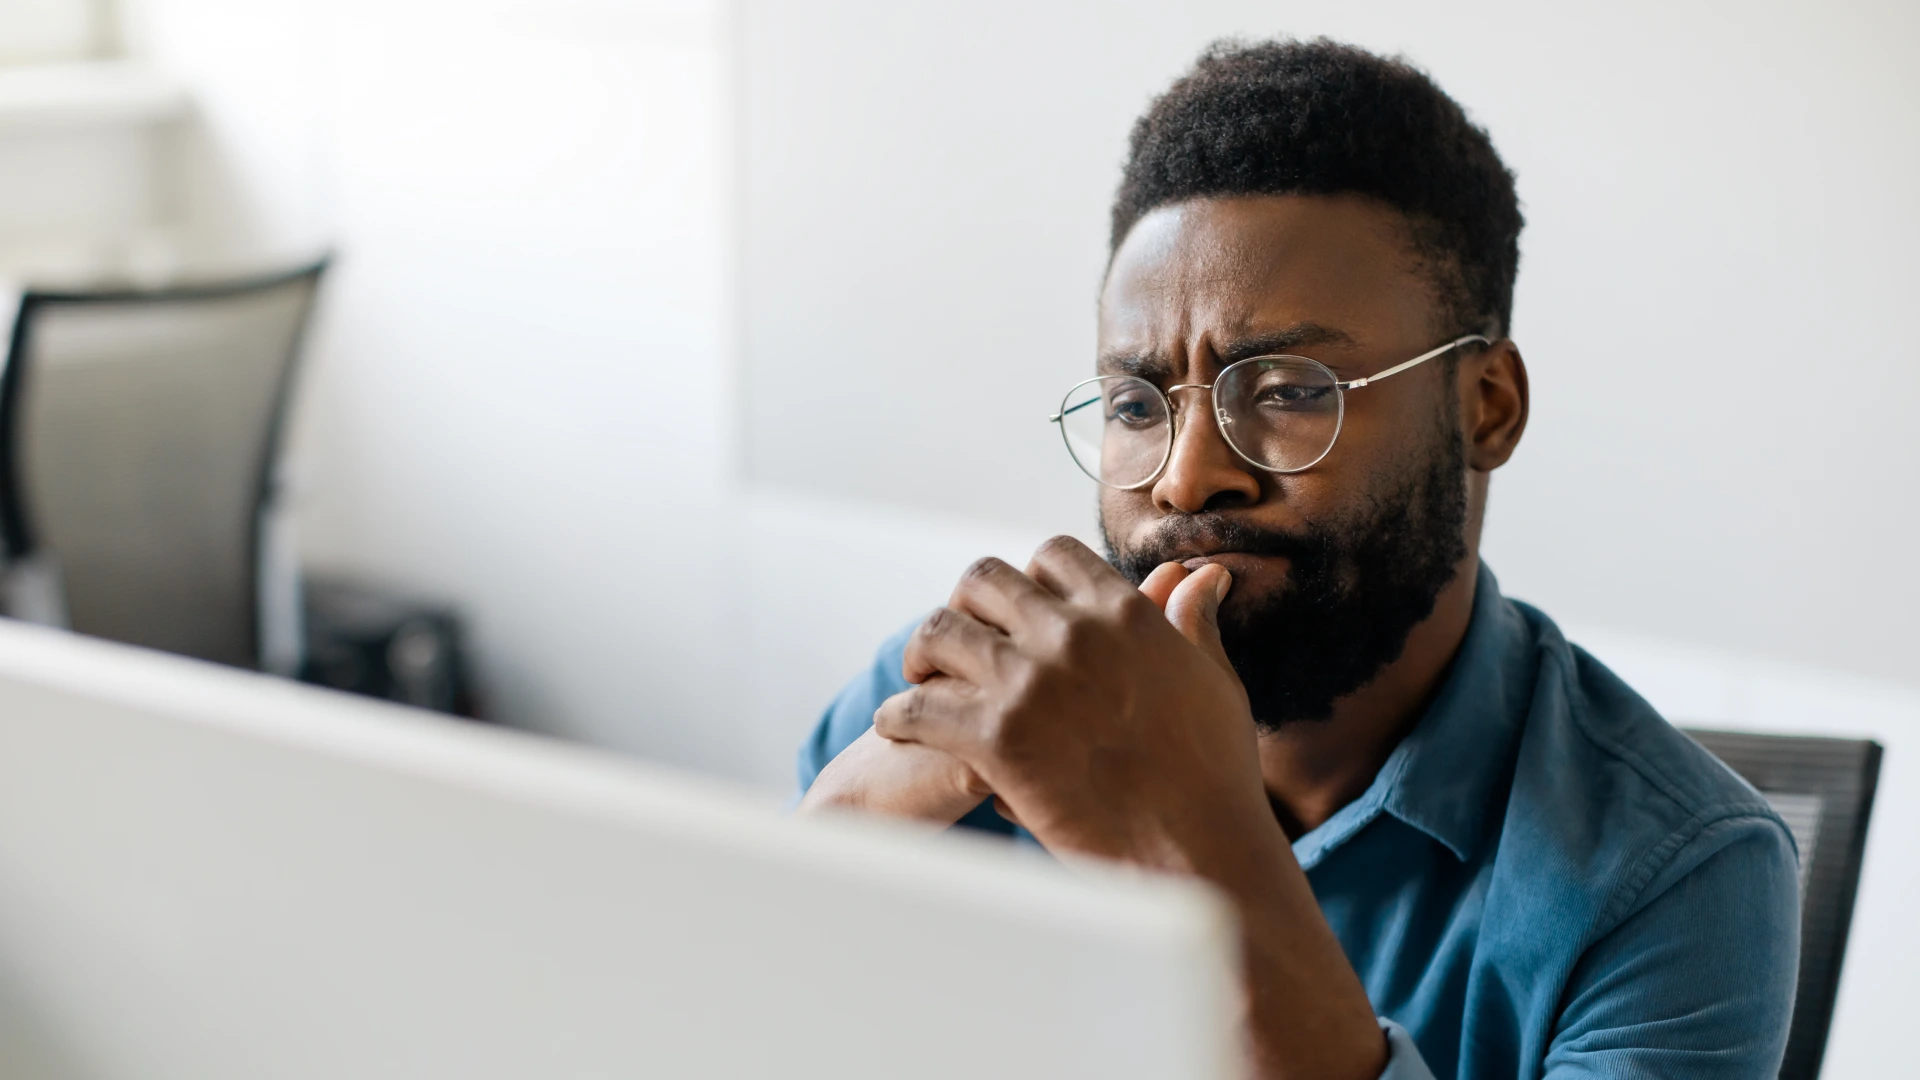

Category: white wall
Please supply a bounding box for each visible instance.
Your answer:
[117,0,1076,788]
[123,0,747,775]
[0,0,109,64]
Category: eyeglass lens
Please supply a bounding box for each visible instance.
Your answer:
[1057,358,1343,487]
[1058,376,1172,489]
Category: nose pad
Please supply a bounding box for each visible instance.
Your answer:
[1165,395,1232,455]
[1151,392,1262,513]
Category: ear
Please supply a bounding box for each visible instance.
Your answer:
[1461,339,1529,472]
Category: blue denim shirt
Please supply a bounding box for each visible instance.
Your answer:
[796,564,1801,1078]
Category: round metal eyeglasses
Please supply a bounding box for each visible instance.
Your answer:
[1048,334,1490,489]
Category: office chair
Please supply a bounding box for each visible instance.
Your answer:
[1683,729,1881,1080]
[0,260,327,671]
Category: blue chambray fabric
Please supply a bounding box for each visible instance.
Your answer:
[796,563,1801,1079]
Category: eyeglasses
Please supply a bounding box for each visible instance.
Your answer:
[1049,334,1490,489]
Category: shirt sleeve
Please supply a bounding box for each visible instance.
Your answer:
[793,619,1014,836]
[1379,1019,1439,1080]
[1543,812,1801,1078]
[794,622,917,797]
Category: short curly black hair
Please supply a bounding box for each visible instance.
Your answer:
[1112,38,1523,338]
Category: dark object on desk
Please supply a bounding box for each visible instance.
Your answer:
[301,576,478,718]
[0,261,328,671]
[1683,729,1881,1080]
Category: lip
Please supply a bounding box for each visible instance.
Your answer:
[1177,551,1287,573]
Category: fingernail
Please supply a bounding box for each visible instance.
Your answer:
[1214,569,1233,603]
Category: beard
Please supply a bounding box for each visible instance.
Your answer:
[1102,413,1469,733]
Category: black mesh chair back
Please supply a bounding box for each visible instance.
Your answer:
[1683,729,1881,1080]
[0,262,326,668]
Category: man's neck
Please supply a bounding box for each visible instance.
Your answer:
[1257,554,1481,839]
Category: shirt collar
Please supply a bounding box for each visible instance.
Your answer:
[1291,561,1537,870]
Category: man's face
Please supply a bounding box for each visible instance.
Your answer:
[1097,194,1471,730]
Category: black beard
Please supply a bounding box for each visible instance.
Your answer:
[1102,423,1468,733]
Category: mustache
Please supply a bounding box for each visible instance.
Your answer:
[1110,513,1332,580]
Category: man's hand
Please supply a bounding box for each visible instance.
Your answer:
[874,535,1270,869]
[872,535,1387,1080]
[796,726,991,825]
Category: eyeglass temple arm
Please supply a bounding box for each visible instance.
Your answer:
[1337,334,1491,390]
[1048,398,1102,423]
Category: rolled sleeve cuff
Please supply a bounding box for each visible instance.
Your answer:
[1378,1018,1436,1080]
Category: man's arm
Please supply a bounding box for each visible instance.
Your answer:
[872,536,1389,1080]
[798,726,991,822]
[794,622,1009,830]
[1268,812,1800,1080]
[1544,814,1800,1077]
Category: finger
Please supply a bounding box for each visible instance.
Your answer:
[992,796,1025,829]
[1136,561,1188,612]
[1024,534,1128,601]
[1164,564,1235,675]
[902,606,1012,685]
[947,555,1060,637]
[871,676,985,758]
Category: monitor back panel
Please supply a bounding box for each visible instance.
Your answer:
[0,621,1237,1080]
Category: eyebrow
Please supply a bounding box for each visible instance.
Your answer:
[1098,322,1359,380]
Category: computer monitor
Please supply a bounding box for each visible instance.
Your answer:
[0,618,1239,1080]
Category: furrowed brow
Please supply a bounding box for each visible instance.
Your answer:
[1097,323,1359,380]
[1096,352,1175,380]
[1214,323,1358,365]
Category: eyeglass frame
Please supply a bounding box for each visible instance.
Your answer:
[1048,333,1492,489]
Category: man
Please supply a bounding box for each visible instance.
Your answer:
[795,39,1798,1080]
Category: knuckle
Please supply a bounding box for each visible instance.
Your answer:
[1032,615,1072,663]
[986,636,1019,678]
[874,691,914,736]
[901,689,929,727]
[960,556,1008,586]
[1003,663,1044,711]
[977,704,1016,756]
[983,706,1042,769]
[1114,589,1158,627]
[1056,614,1100,661]
[920,606,956,636]
[1035,534,1080,559]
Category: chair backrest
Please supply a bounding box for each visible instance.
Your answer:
[0,262,326,668]
[1683,729,1882,1080]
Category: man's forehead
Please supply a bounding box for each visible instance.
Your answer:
[1097,194,1432,362]
[1101,200,1283,312]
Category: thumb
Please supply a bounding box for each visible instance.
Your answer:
[1164,564,1234,674]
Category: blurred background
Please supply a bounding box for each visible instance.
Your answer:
[1,0,1915,1071]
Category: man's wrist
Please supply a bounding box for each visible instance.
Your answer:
[1165,794,1298,899]
[1172,807,1387,1080]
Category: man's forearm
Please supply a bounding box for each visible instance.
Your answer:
[796,727,988,824]
[1188,825,1388,1080]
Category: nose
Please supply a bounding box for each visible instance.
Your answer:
[1150,387,1262,514]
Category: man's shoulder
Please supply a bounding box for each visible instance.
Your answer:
[1524,597,1775,815]
[1499,598,1793,924]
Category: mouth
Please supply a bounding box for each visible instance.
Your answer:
[1176,550,1291,575]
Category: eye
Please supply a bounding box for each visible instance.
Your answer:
[1105,390,1163,427]
[1252,381,1332,410]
